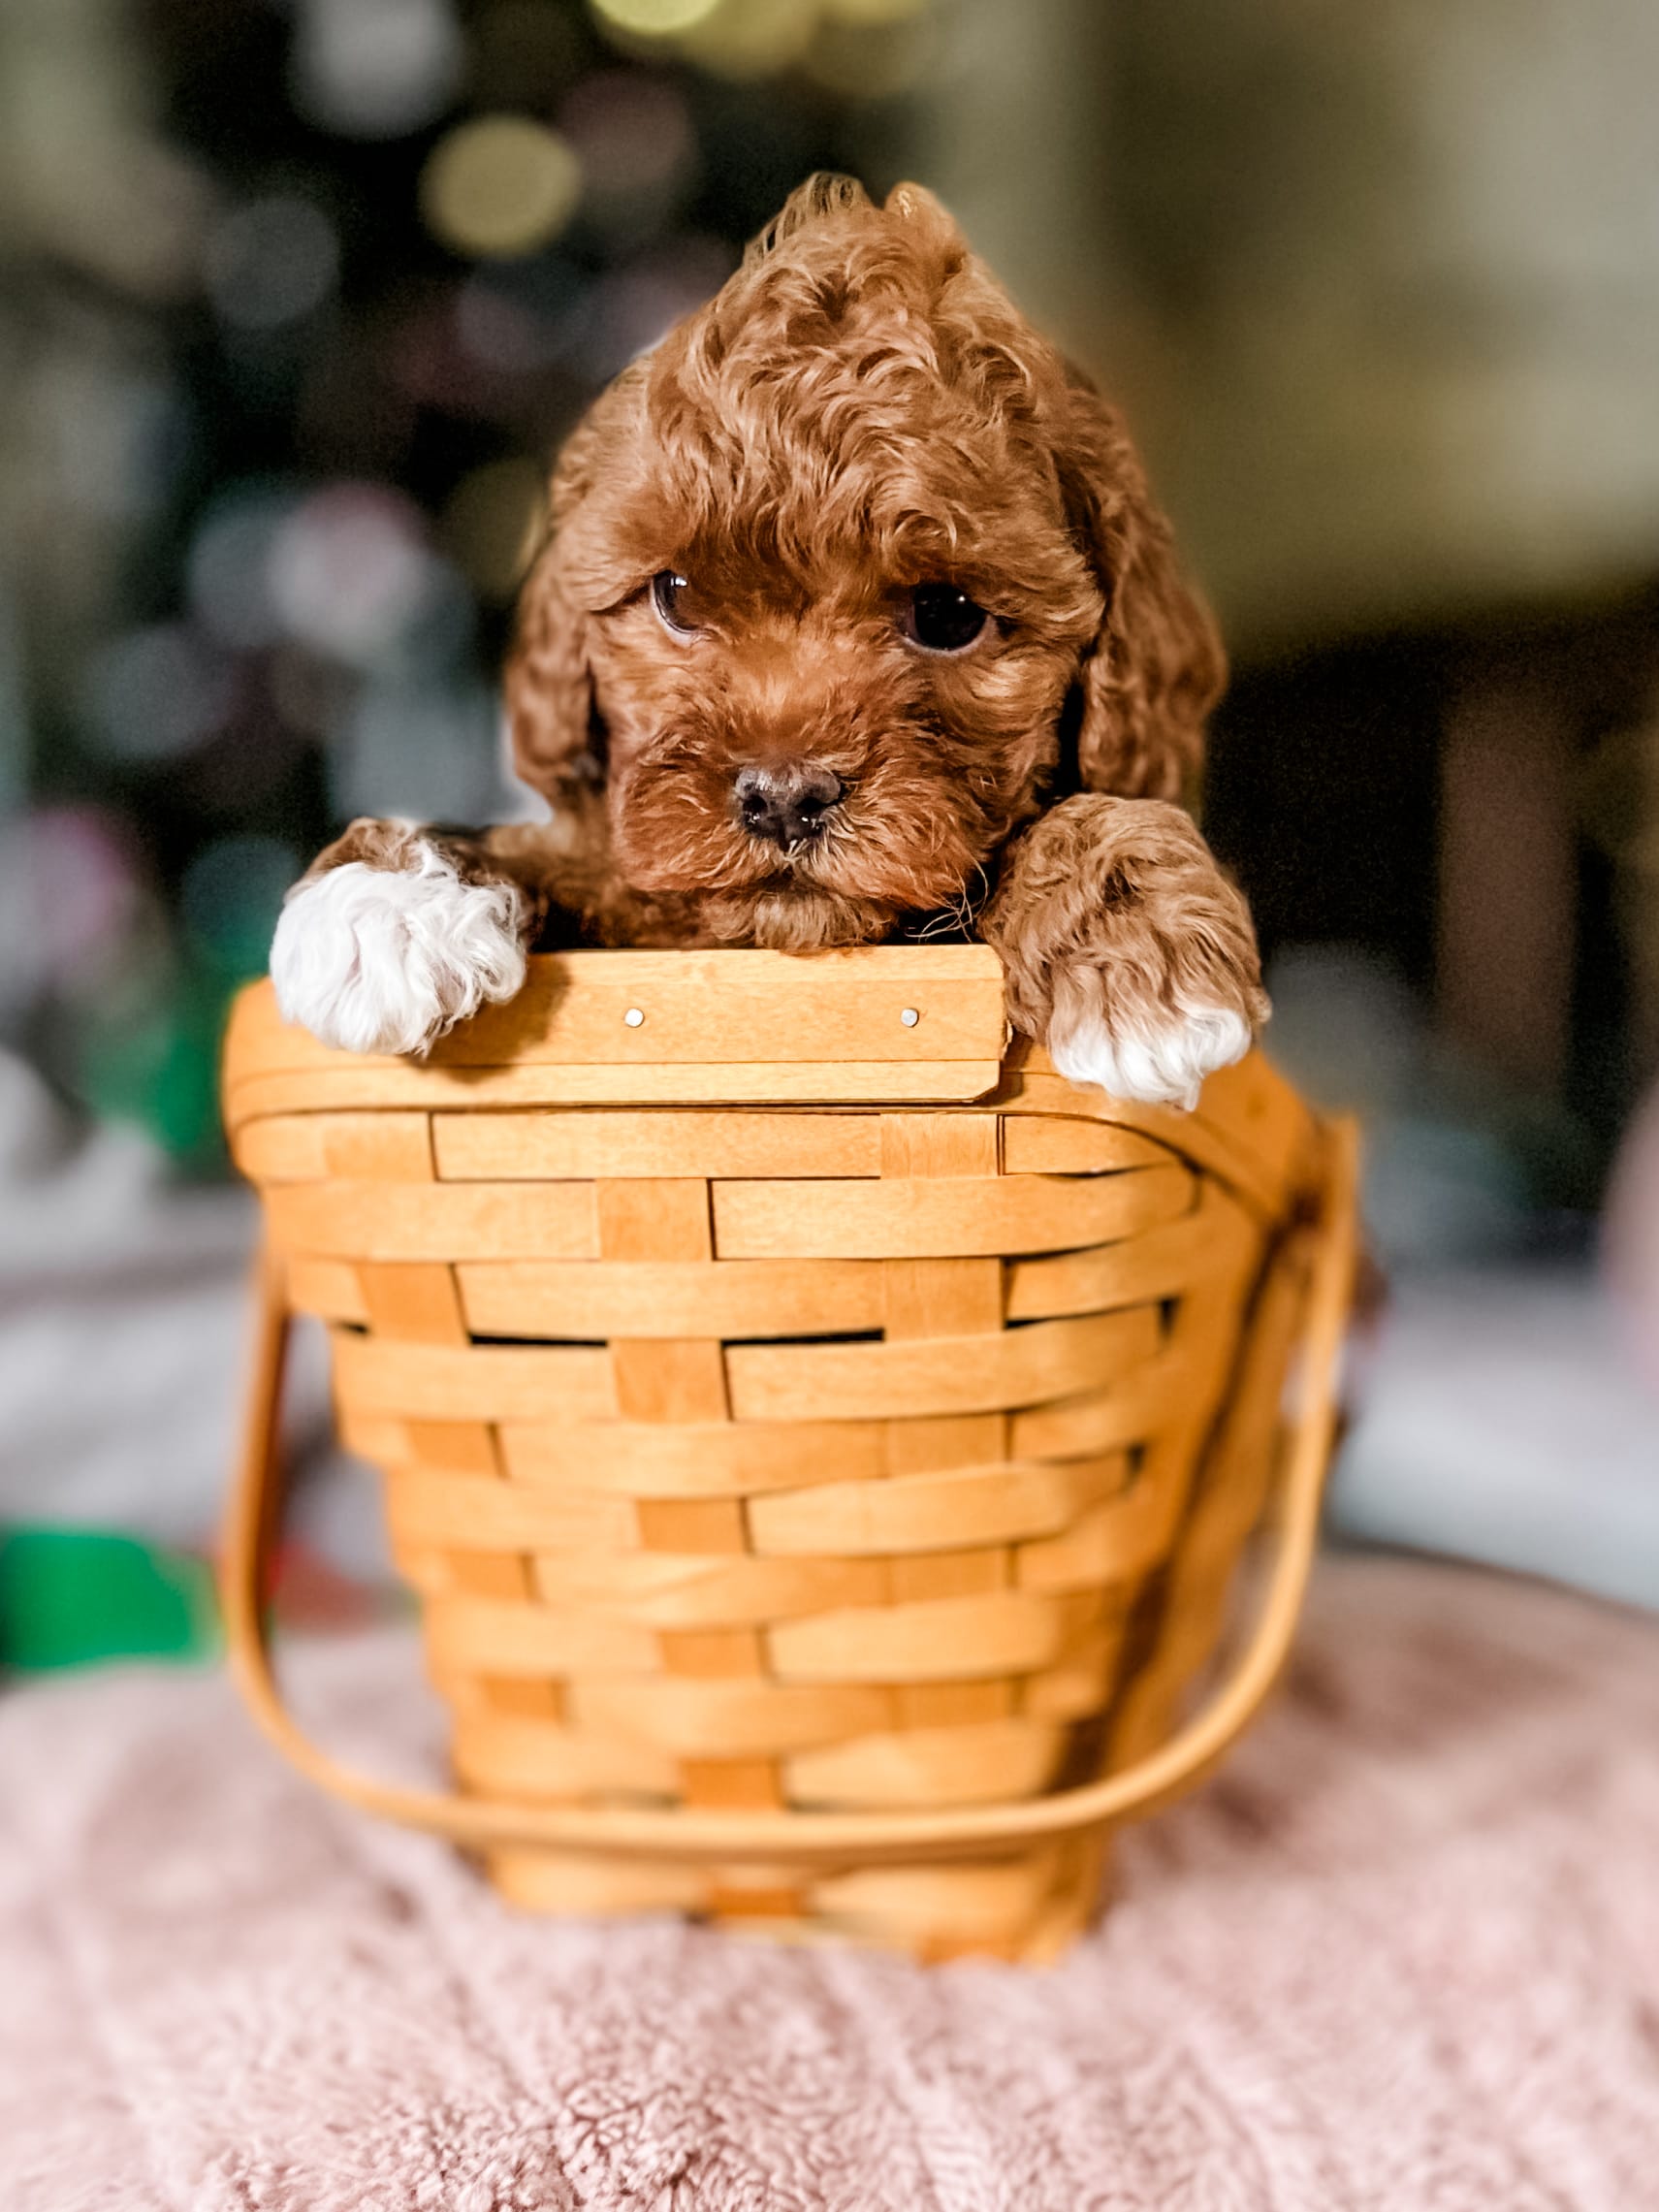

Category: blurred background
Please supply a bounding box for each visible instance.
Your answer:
[1,0,1654,1667]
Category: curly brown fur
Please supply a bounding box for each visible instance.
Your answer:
[272,176,1264,1102]
[984,795,1267,1103]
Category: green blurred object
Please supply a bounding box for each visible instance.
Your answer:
[76,957,236,1170]
[0,1528,220,1672]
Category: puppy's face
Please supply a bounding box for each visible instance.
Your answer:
[579,372,1102,951]
[509,178,1223,948]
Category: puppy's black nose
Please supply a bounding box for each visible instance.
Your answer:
[733,760,845,850]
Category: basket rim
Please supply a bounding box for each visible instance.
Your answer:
[223,950,1315,1225]
[224,945,1012,1120]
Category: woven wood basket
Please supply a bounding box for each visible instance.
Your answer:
[221,945,1356,1963]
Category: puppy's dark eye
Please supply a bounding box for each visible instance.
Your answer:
[652,570,697,636]
[902,583,990,655]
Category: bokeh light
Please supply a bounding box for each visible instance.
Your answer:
[453,277,566,375]
[184,482,298,652]
[442,457,546,600]
[0,808,142,1012]
[821,0,930,22]
[80,625,235,763]
[204,196,340,332]
[590,0,722,37]
[267,483,441,666]
[678,0,821,80]
[331,676,503,822]
[178,834,302,978]
[558,73,698,240]
[289,0,464,141]
[419,116,583,260]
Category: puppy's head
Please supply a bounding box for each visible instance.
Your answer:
[508,175,1223,949]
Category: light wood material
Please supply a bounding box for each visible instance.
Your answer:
[222,946,1009,1129]
[220,946,1357,1963]
[710,1164,1193,1260]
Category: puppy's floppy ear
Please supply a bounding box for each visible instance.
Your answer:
[503,382,626,799]
[1054,364,1226,801]
[505,550,594,801]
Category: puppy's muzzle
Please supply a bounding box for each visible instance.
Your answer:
[732,760,845,851]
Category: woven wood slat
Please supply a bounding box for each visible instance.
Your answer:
[233,1109,433,1184]
[814,1852,1073,1946]
[711,1163,1193,1261]
[567,1675,895,1758]
[1011,1481,1176,1595]
[616,1347,731,1427]
[784,1717,1068,1811]
[531,1554,892,1631]
[383,1464,640,1551]
[432,1107,882,1183]
[334,1334,619,1422]
[882,1410,1006,1480]
[271,1179,600,1262]
[1022,1626,1131,1723]
[1003,1060,1304,1227]
[493,1418,893,1494]
[745,1455,1127,1556]
[418,948,1005,1067]
[228,1059,1010,1124]
[1005,1184,1252,1321]
[285,1257,367,1323]
[880,1259,1004,1340]
[356,1263,467,1345]
[1007,1366,1202,1460]
[452,1715,679,1799]
[723,1304,1163,1424]
[425,1593,660,1678]
[488,1851,708,1915]
[998,1118,1177,1175]
[461,1257,887,1341]
[767,1588,1071,1684]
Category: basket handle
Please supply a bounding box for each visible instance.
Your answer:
[222,1119,1358,1868]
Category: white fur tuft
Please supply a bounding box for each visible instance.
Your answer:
[1049,999,1252,1111]
[270,843,526,1057]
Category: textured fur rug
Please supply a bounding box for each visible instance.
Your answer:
[4,1553,1657,2211]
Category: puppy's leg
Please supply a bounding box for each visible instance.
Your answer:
[982,794,1268,1109]
[270,819,555,1056]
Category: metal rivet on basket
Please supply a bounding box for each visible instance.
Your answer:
[900,1007,920,1027]
[622,1007,645,1028]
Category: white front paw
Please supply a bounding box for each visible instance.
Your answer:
[1049,997,1253,1110]
[270,843,526,1056]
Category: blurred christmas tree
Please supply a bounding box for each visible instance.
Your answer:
[2,0,941,1168]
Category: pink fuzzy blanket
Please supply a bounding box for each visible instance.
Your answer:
[4,1554,1657,2211]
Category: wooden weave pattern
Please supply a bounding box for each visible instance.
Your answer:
[224,948,1327,1961]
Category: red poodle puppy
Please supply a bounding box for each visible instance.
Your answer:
[271,176,1266,1106]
